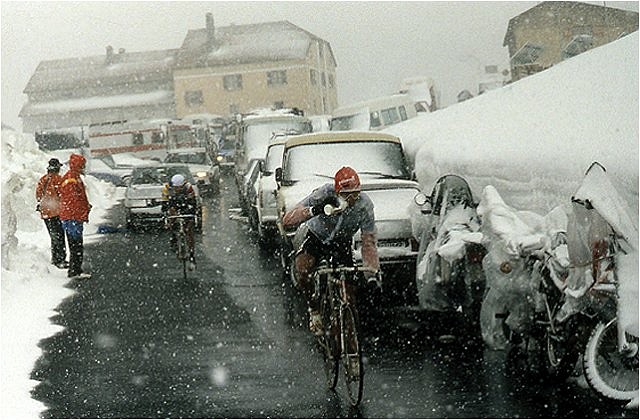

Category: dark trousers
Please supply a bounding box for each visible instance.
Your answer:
[44,217,67,264]
[62,220,84,277]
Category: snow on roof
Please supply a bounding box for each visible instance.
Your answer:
[20,90,174,115]
[176,21,317,68]
[24,49,177,93]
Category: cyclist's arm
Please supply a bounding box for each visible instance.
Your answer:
[360,198,380,272]
[283,183,336,229]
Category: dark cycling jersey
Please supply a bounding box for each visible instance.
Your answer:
[161,182,197,215]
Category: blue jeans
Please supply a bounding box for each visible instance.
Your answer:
[62,220,84,276]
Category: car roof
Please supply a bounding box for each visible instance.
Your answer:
[284,131,401,149]
[132,162,190,171]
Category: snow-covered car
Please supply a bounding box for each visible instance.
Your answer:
[233,109,312,213]
[87,153,148,186]
[275,131,420,304]
[164,147,220,196]
[247,136,287,245]
[124,163,203,230]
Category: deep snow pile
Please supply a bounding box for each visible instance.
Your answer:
[387,32,639,215]
[1,129,117,418]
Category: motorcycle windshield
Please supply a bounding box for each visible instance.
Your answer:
[572,162,638,250]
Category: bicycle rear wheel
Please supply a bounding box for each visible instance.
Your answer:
[583,318,639,401]
[341,303,363,406]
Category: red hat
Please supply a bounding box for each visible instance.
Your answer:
[334,166,361,193]
[69,153,86,171]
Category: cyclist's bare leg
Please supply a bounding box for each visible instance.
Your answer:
[294,251,317,310]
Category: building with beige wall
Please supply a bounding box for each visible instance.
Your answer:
[173,14,337,118]
[504,1,638,82]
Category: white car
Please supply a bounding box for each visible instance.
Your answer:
[124,163,203,231]
[164,147,220,196]
[274,131,421,305]
[247,136,287,245]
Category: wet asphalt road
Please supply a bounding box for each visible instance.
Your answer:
[30,173,637,418]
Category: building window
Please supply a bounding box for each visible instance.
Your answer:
[321,72,326,87]
[273,101,284,109]
[267,70,287,86]
[310,69,318,85]
[328,74,334,89]
[151,132,164,144]
[399,106,408,121]
[132,132,144,145]
[224,74,243,91]
[319,42,324,58]
[370,111,381,128]
[184,90,204,107]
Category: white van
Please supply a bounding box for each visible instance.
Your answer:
[330,94,418,131]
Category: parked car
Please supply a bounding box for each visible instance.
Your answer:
[124,163,203,231]
[247,135,288,245]
[164,147,220,195]
[233,109,312,214]
[274,131,420,305]
[87,153,147,186]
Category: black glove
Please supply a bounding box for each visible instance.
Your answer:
[366,271,382,290]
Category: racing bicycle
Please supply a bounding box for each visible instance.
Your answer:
[165,214,197,280]
[312,260,376,406]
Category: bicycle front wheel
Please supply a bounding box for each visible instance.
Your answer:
[341,304,363,406]
[320,285,338,390]
[583,318,639,401]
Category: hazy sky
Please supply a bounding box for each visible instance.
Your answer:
[2,1,638,131]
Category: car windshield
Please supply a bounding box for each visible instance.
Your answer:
[265,144,285,172]
[165,153,210,165]
[131,166,194,185]
[245,119,311,162]
[283,141,410,181]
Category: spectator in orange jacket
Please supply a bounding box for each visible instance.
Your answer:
[36,158,68,268]
[59,154,92,278]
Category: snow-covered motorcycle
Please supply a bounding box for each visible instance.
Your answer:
[562,162,638,406]
[413,175,486,336]
[477,185,590,380]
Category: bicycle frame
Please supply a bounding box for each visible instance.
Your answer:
[312,262,375,406]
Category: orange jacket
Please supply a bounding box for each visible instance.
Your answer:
[59,154,91,222]
[36,172,63,219]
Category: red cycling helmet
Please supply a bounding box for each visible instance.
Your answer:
[334,166,361,193]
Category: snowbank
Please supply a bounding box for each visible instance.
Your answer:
[387,32,639,215]
[1,129,117,419]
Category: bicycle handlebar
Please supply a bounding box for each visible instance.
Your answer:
[313,264,378,276]
[165,214,197,220]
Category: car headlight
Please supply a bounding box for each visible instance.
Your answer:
[196,171,208,178]
[216,155,224,162]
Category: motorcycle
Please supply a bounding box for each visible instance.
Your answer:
[413,174,486,336]
[477,184,590,380]
[563,162,638,405]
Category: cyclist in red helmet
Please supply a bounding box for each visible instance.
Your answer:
[283,166,381,335]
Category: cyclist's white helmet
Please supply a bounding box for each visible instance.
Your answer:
[171,174,186,187]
